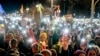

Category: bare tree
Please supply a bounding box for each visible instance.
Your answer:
[91,0,99,23]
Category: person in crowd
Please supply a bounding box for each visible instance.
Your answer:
[92,45,100,56]
[7,31,16,37]
[16,35,26,53]
[86,45,100,56]
[14,30,21,37]
[86,34,92,43]
[41,49,52,56]
[27,43,41,56]
[53,34,73,56]
[9,38,26,56]
[39,32,48,50]
[47,31,53,49]
[60,34,73,56]
[54,5,61,17]
[95,37,100,47]
[9,39,18,50]
[52,37,62,55]
[34,53,44,56]
[6,49,25,56]
[32,43,41,54]
[74,50,86,56]
[14,30,25,43]
[0,48,6,56]
[89,39,95,45]
[4,33,15,51]
[6,49,20,56]
[78,38,88,51]
[95,30,100,38]
[16,35,24,43]
[50,49,57,56]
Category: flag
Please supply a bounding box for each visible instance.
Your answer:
[20,4,24,14]
[0,4,6,16]
[28,28,37,44]
[36,4,43,16]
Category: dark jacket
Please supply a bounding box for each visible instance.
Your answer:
[53,44,74,56]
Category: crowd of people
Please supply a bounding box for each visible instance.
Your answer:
[0,25,100,56]
[0,2,100,56]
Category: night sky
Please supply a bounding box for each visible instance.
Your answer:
[0,0,33,13]
[0,0,47,13]
[0,0,100,18]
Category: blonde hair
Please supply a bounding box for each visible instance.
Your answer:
[86,45,100,56]
[6,30,15,38]
[40,32,47,39]
[92,45,100,56]
[5,33,15,39]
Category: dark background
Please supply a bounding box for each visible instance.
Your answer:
[0,0,100,18]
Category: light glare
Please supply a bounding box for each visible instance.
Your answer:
[27,38,33,43]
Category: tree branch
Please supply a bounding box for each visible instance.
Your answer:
[94,0,99,7]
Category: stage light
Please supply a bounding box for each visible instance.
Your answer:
[27,38,33,44]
